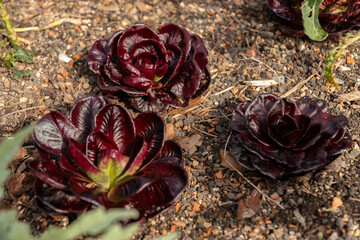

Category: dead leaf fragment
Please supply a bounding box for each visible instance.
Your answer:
[215,170,223,179]
[220,149,244,172]
[246,189,261,211]
[324,155,344,173]
[237,199,256,219]
[237,188,262,219]
[168,96,203,114]
[5,172,34,197]
[175,134,202,155]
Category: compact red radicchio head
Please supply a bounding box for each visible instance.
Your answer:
[267,0,360,37]
[230,93,352,179]
[87,23,210,113]
[29,96,188,221]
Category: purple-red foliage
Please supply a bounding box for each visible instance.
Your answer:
[267,0,360,37]
[30,96,188,221]
[230,93,352,179]
[87,23,210,112]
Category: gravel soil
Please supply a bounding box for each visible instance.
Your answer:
[1,0,360,239]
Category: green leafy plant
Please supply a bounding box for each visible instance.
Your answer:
[1,0,34,79]
[267,0,360,41]
[1,43,34,79]
[301,0,328,41]
[0,126,141,240]
[0,0,19,46]
[325,32,360,88]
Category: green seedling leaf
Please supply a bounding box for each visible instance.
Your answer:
[301,0,328,41]
[325,32,360,88]
[14,47,34,64]
[12,69,34,79]
[0,125,34,198]
[41,207,139,240]
[3,60,11,68]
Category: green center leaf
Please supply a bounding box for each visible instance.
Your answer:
[153,75,163,82]
[301,0,328,41]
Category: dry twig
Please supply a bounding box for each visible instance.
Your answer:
[0,18,81,33]
[280,73,316,98]
[1,105,46,118]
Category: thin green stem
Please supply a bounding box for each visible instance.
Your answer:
[0,0,20,46]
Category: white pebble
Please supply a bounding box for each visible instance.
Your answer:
[58,53,72,63]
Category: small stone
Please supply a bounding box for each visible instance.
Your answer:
[332,197,343,207]
[270,193,280,200]
[336,218,344,228]
[328,232,338,240]
[192,160,199,167]
[64,93,74,104]
[4,79,10,88]
[227,192,235,200]
[246,49,256,57]
[58,53,72,63]
[203,221,212,228]
[83,82,90,89]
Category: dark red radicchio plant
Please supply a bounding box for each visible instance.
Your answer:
[87,23,211,113]
[230,93,352,179]
[29,96,188,221]
[267,0,360,37]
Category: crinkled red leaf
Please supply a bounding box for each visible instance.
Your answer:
[34,179,89,215]
[231,93,352,179]
[125,163,187,219]
[94,104,135,155]
[28,160,68,189]
[87,23,210,113]
[155,140,183,165]
[86,132,118,163]
[70,96,110,137]
[169,59,201,99]
[117,24,160,60]
[121,113,165,175]
[62,138,101,176]
[87,40,108,75]
[267,0,360,37]
[157,23,191,60]
[122,76,162,91]
[33,111,82,155]
[107,176,154,203]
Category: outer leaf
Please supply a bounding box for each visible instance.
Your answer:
[33,111,82,155]
[133,112,165,169]
[69,96,110,136]
[34,179,89,215]
[0,210,17,239]
[40,207,139,240]
[301,0,328,41]
[0,125,34,198]
[6,222,33,240]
